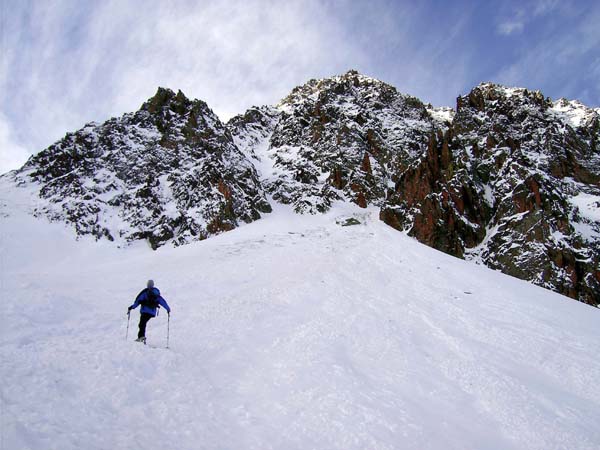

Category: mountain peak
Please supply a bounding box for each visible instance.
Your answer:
[141,87,192,114]
[277,70,399,109]
[338,68,379,83]
[457,81,549,111]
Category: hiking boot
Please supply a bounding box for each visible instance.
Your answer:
[135,337,147,344]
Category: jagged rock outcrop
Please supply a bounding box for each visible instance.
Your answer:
[380,83,600,304]
[10,88,271,248]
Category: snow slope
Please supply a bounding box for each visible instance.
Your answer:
[1,182,600,450]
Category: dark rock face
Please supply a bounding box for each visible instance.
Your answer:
[4,72,599,304]
[12,88,271,248]
[380,83,600,304]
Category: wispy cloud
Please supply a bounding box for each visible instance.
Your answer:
[493,2,600,105]
[0,0,597,174]
[0,0,375,173]
[495,0,560,35]
[497,20,525,36]
[0,0,447,174]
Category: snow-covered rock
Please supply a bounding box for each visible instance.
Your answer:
[550,98,598,129]
[229,70,435,213]
[5,88,271,248]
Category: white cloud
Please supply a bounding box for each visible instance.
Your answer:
[0,0,477,172]
[495,0,561,36]
[497,20,525,36]
[492,4,600,104]
[1,0,381,171]
[532,0,560,16]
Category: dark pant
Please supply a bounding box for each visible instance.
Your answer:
[138,313,153,338]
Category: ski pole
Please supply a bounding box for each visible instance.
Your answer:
[126,311,131,341]
[166,313,170,349]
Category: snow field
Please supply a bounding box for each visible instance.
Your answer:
[1,197,600,449]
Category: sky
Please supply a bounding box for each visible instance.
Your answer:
[1,0,599,173]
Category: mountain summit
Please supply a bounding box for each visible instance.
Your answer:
[2,72,599,304]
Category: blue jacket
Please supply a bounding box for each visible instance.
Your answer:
[130,287,171,317]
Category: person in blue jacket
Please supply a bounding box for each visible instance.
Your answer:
[128,280,171,343]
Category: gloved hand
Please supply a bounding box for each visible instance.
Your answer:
[127,306,132,312]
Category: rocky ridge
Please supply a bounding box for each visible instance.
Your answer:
[3,71,599,304]
[9,88,270,248]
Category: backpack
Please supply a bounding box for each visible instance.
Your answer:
[138,288,160,309]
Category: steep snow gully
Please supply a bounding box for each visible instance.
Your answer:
[1,183,600,450]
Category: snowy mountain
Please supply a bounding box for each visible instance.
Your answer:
[228,72,600,305]
[1,184,600,449]
[1,70,599,304]
[7,87,270,248]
